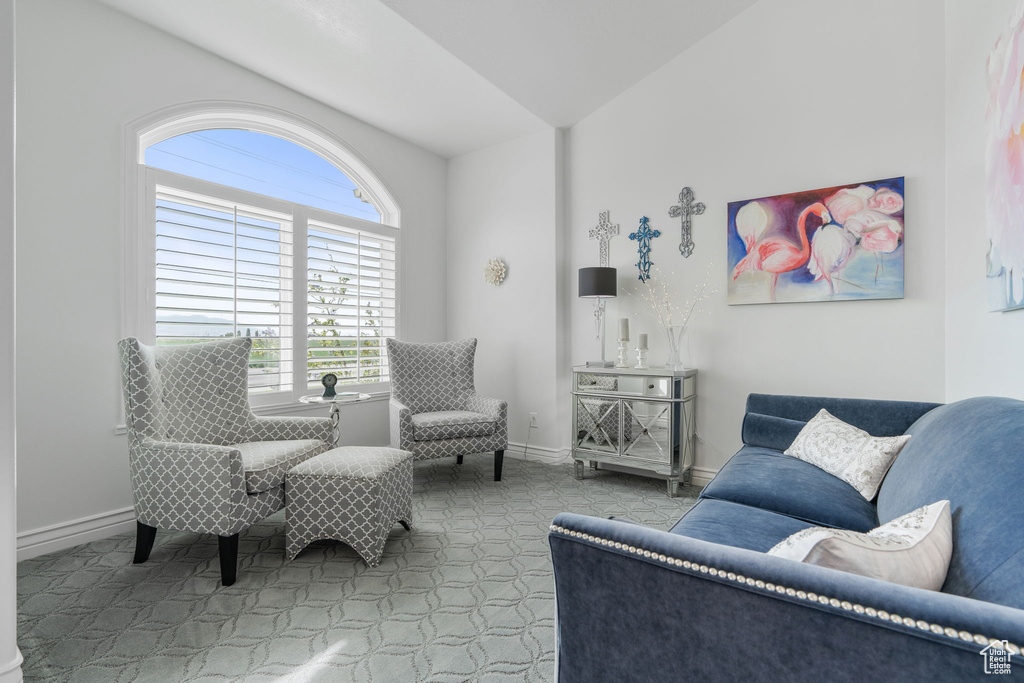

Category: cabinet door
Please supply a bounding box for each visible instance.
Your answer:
[621,399,678,465]
[574,396,622,454]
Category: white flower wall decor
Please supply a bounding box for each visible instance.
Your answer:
[484,258,507,286]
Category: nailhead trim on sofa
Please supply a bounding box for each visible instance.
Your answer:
[548,524,1021,656]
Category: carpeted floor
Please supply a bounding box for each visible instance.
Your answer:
[17,457,699,682]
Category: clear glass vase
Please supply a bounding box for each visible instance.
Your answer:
[665,325,688,370]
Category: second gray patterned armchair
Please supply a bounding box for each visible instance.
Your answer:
[386,338,508,481]
[118,337,332,586]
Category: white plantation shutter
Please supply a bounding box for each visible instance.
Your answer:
[306,219,396,387]
[154,184,294,394]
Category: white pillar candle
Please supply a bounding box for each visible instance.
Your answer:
[618,318,629,341]
[638,333,648,350]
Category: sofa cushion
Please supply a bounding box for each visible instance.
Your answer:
[700,446,879,532]
[669,499,815,552]
[877,397,1024,609]
[411,410,496,441]
[235,439,324,493]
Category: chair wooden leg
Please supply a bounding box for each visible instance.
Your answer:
[494,449,504,482]
[219,533,239,587]
[133,521,157,564]
[457,455,464,465]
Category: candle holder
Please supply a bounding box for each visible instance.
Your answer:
[615,340,630,368]
[635,347,649,369]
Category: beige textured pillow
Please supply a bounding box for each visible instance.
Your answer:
[767,501,952,591]
[784,408,911,500]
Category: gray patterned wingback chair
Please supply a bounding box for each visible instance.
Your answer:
[118,337,332,586]
[386,338,508,480]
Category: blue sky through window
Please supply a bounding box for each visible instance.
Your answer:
[145,129,381,222]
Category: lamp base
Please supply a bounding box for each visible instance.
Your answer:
[585,360,614,368]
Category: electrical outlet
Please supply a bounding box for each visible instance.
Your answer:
[529,412,538,428]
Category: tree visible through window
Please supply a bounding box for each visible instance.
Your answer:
[306,223,394,387]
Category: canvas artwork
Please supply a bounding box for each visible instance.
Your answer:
[727,177,905,305]
[986,6,1024,312]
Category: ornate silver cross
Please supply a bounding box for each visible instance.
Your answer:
[668,187,705,258]
[589,210,619,267]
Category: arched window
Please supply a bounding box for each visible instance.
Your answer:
[125,105,401,405]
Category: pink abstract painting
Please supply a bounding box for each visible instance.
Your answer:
[728,178,905,305]
[987,5,1024,312]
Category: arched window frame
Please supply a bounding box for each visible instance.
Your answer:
[122,101,403,410]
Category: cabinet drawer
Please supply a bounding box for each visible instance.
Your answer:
[575,373,674,398]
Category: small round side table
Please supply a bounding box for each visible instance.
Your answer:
[299,393,371,447]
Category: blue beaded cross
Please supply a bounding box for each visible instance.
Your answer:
[628,216,661,282]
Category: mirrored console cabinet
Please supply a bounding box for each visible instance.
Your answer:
[571,365,697,497]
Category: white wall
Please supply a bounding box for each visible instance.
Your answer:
[567,0,948,477]
[447,129,565,453]
[15,0,447,554]
[944,0,1024,401]
[0,0,23,677]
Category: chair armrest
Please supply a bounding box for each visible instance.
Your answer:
[465,392,506,419]
[466,392,507,443]
[249,415,332,444]
[131,439,248,536]
[548,513,1024,683]
[390,398,414,449]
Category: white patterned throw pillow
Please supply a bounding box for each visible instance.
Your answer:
[784,409,911,500]
[767,501,952,591]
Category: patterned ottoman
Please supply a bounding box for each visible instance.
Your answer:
[285,446,413,566]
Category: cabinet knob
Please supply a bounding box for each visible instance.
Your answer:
[648,384,654,389]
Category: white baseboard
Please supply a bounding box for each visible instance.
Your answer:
[691,466,717,488]
[506,441,571,464]
[0,650,22,683]
[14,460,717,562]
[17,506,136,561]
[507,442,718,487]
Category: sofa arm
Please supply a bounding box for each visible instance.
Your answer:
[130,439,248,536]
[249,415,332,444]
[390,398,414,450]
[549,513,1024,683]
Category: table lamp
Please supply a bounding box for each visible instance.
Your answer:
[579,266,616,367]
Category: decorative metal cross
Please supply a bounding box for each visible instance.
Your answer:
[628,216,660,282]
[589,210,619,267]
[668,187,705,258]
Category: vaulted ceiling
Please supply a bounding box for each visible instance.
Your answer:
[96,0,757,157]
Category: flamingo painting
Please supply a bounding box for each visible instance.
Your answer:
[727,177,904,305]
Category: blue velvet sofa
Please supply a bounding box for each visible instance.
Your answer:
[549,394,1024,681]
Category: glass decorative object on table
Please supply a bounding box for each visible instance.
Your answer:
[665,325,688,370]
[629,264,715,371]
[299,392,372,447]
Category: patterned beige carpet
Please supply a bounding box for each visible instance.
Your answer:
[17,457,699,682]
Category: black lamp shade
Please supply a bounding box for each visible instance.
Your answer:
[579,267,617,298]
